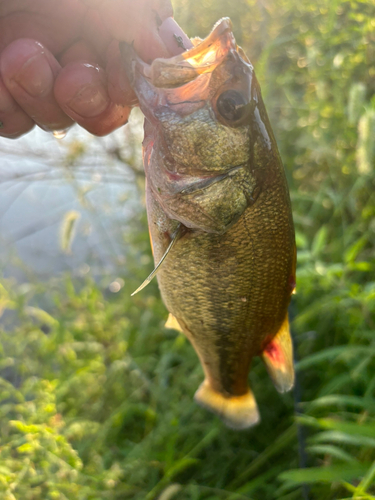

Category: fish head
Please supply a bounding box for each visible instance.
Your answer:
[122,18,278,234]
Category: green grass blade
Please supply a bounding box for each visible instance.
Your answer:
[279,463,371,485]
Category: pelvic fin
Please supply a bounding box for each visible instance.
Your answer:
[165,313,183,332]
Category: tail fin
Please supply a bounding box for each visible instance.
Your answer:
[194,379,260,430]
[262,314,294,393]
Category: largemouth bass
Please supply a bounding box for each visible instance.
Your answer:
[122,18,296,429]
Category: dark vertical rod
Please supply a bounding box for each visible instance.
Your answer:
[290,301,310,500]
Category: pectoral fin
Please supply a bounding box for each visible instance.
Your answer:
[262,314,294,393]
[131,225,181,296]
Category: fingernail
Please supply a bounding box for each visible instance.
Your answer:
[68,83,109,117]
[14,54,54,98]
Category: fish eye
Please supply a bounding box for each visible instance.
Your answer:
[216,90,249,123]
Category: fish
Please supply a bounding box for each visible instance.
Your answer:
[121,18,296,430]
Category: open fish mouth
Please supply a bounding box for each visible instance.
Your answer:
[143,17,242,88]
[121,17,254,121]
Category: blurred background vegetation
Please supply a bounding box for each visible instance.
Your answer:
[0,0,375,499]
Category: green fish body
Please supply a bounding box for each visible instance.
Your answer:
[122,18,296,429]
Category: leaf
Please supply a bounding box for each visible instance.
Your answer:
[295,231,308,249]
[344,236,368,264]
[10,421,40,434]
[296,346,373,371]
[318,373,352,397]
[312,431,375,448]
[24,306,58,327]
[229,426,297,489]
[357,109,375,175]
[145,428,219,500]
[307,445,357,463]
[17,443,35,454]
[0,282,15,318]
[158,484,182,500]
[353,461,375,497]
[297,416,375,441]
[311,225,328,255]
[164,458,199,480]
[60,210,81,254]
[338,496,375,499]
[347,262,373,272]
[348,83,366,125]
[279,463,371,485]
[306,395,375,413]
[300,415,375,436]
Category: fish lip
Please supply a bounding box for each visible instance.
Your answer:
[173,17,234,62]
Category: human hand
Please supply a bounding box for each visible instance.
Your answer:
[0,0,191,138]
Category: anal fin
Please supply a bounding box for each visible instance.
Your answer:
[262,314,294,393]
[194,379,260,430]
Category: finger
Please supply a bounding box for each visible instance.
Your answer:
[135,16,193,62]
[157,17,193,56]
[54,61,131,136]
[0,2,87,55]
[82,0,173,20]
[104,17,191,108]
[82,0,172,61]
[59,39,137,107]
[0,39,74,132]
[103,19,192,109]
[0,76,34,138]
[82,9,113,59]
[58,40,101,67]
[105,41,137,106]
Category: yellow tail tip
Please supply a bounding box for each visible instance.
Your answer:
[194,380,260,430]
